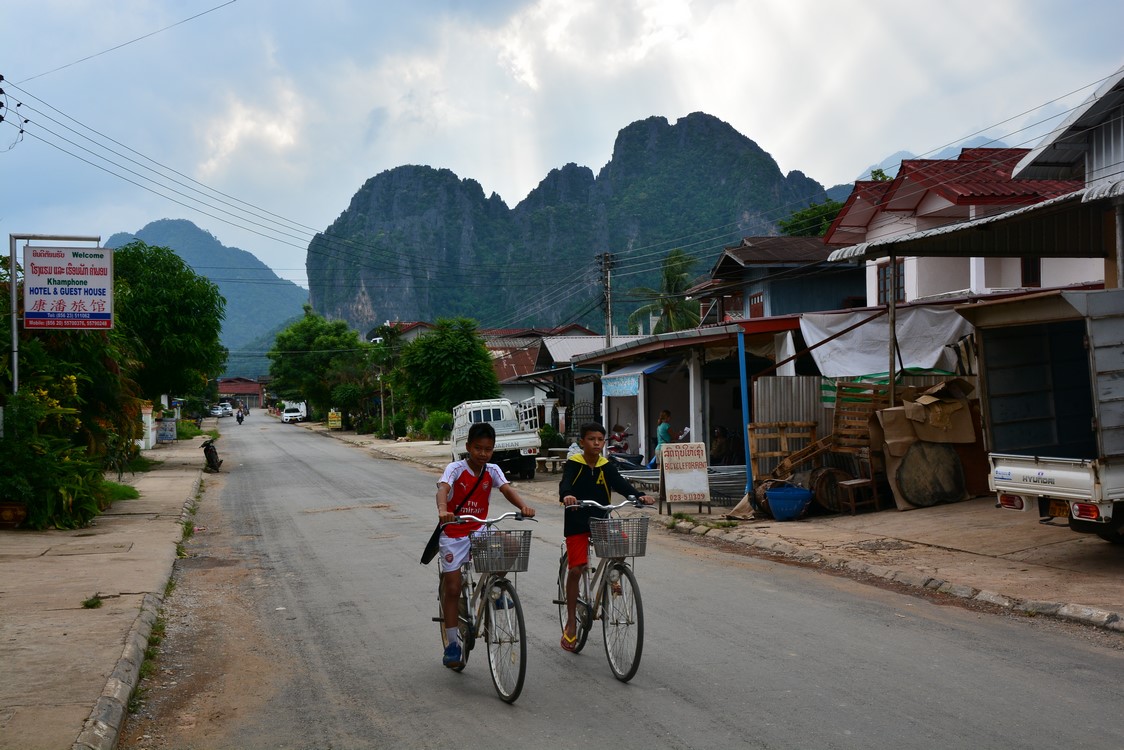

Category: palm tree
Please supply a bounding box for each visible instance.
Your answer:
[626,248,701,335]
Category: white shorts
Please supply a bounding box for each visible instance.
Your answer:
[439,531,482,573]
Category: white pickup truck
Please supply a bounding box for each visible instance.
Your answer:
[451,397,541,480]
[957,289,1124,543]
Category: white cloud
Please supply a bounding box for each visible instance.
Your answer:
[2,0,1123,286]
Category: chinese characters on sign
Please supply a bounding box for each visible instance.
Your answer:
[23,246,114,329]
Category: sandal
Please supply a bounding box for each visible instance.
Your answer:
[560,630,578,652]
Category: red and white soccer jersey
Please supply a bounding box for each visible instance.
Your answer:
[438,461,508,538]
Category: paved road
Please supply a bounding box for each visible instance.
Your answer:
[155,418,1124,749]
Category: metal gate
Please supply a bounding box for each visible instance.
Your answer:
[566,401,597,440]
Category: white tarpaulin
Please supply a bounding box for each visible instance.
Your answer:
[800,306,973,378]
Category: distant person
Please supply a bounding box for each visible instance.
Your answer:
[646,410,674,469]
[710,426,730,465]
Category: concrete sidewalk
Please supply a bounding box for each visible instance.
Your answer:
[3,422,1122,750]
[0,437,202,750]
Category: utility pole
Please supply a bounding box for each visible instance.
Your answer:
[598,252,614,347]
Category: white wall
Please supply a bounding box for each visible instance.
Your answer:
[1042,257,1104,286]
[913,257,969,299]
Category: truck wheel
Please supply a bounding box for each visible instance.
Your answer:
[1095,528,1124,544]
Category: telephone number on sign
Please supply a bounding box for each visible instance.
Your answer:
[668,492,708,503]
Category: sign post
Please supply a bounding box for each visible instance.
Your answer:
[658,442,711,515]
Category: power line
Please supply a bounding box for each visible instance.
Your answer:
[15,1,240,84]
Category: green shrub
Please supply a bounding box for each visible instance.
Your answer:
[176,419,205,440]
[0,382,106,529]
[539,424,567,450]
[423,411,453,442]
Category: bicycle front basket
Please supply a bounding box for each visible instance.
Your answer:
[470,529,532,573]
[589,517,649,558]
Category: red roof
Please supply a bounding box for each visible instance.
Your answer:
[489,342,542,382]
[824,147,1082,245]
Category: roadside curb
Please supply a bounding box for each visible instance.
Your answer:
[667,519,1124,634]
[72,463,203,750]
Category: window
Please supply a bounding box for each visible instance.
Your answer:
[1021,257,1041,288]
[877,259,905,304]
[748,292,764,318]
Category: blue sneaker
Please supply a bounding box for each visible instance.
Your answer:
[442,641,464,668]
[494,595,513,610]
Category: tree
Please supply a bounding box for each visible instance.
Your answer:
[267,305,369,416]
[0,258,144,528]
[626,248,701,335]
[398,318,498,413]
[778,199,844,237]
[113,240,226,401]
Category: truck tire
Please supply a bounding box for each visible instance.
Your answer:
[1094,508,1124,544]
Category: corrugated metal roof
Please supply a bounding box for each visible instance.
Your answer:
[1015,64,1124,179]
[719,236,832,264]
[826,187,1092,262]
[542,335,645,364]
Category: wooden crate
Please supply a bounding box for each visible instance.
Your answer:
[831,382,893,454]
[746,421,818,479]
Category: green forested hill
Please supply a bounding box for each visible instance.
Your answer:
[309,112,833,332]
[105,219,307,377]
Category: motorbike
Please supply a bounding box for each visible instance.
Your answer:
[202,438,222,472]
[236,412,244,425]
[606,424,645,469]
[607,452,647,470]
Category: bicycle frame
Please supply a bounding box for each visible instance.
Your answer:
[435,511,533,702]
[555,497,649,682]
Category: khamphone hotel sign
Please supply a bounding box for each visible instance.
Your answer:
[23,246,113,329]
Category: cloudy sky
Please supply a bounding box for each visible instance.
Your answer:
[2,0,1122,288]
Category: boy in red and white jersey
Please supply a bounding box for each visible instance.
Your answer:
[436,422,534,668]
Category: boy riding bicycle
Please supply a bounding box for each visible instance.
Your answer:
[559,422,653,652]
[437,422,535,668]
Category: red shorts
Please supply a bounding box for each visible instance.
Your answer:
[565,533,591,569]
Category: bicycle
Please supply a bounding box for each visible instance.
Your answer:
[433,511,535,703]
[553,497,651,682]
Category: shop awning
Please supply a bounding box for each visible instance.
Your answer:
[601,358,673,398]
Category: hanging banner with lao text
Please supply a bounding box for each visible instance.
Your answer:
[659,442,711,507]
[23,246,114,329]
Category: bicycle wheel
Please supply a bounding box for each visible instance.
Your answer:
[484,579,526,703]
[601,562,643,682]
[555,551,568,632]
[438,574,471,671]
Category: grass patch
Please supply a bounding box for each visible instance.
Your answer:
[82,593,104,609]
[176,420,205,440]
[129,611,170,713]
[123,454,161,474]
[672,512,697,524]
[164,577,177,598]
[710,520,739,529]
[101,481,140,503]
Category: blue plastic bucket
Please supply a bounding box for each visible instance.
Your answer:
[765,485,812,521]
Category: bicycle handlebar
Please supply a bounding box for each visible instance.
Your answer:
[443,510,538,528]
[569,496,651,511]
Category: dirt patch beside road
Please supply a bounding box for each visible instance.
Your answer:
[118,475,291,749]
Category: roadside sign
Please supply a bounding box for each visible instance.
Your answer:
[23,245,113,329]
[659,442,711,513]
[328,409,342,429]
